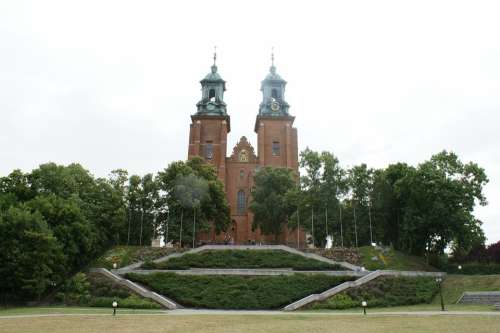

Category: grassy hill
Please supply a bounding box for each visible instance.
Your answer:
[358,246,438,271]
[91,246,182,269]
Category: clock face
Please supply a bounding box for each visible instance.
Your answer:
[206,103,215,111]
[271,101,280,112]
[239,150,249,162]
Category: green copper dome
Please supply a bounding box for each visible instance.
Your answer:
[201,65,225,82]
[264,65,285,81]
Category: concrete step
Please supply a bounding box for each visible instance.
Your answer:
[458,292,500,305]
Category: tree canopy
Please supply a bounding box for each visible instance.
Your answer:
[249,167,296,241]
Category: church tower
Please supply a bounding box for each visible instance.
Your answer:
[188,52,230,185]
[255,55,298,171]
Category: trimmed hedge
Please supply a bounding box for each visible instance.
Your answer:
[310,276,439,309]
[445,263,500,275]
[127,272,354,309]
[142,250,342,271]
[89,295,161,309]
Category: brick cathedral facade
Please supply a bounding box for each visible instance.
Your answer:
[187,56,305,246]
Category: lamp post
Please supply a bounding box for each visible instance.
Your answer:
[112,262,117,270]
[436,277,445,311]
[361,301,367,315]
[458,265,462,272]
[112,300,118,316]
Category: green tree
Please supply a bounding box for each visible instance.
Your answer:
[250,167,296,242]
[347,164,375,246]
[157,157,230,247]
[297,148,348,247]
[0,206,64,302]
[0,163,127,302]
[397,151,488,256]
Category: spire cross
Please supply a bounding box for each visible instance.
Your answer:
[271,46,274,66]
[213,46,217,66]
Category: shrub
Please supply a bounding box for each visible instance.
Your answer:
[56,272,160,309]
[127,272,353,309]
[487,241,500,263]
[445,262,500,275]
[310,276,439,310]
[143,250,342,271]
[57,272,91,305]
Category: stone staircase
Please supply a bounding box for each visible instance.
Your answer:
[90,268,180,309]
[457,291,500,305]
[283,270,445,311]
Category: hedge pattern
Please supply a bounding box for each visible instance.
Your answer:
[310,276,439,309]
[127,272,353,309]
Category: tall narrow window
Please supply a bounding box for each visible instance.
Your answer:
[209,88,216,101]
[205,141,213,160]
[272,141,280,156]
[237,190,246,214]
[271,89,278,99]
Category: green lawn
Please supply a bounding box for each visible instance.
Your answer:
[305,303,494,313]
[144,250,343,270]
[1,313,499,333]
[127,272,353,309]
[358,246,438,271]
[0,306,166,316]
[437,274,500,303]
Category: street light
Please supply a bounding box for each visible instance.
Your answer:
[113,262,117,269]
[112,300,118,316]
[361,301,367,315]
[436,277,445,311]
[458,265,462,272]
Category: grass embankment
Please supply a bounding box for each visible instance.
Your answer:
[55,272,161,309]
[127,272,353,309]
[309,276,438,310]
[91,246,181,269]
[1,314,500,333]
[358,246,437,271]
[143,250,342,270]
[437,274,500,304]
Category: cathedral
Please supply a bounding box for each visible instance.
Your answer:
[187,54,304,246]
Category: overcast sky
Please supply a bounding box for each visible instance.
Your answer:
[1,0,499,242]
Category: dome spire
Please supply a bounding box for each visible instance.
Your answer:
[270,46,276,74]
[211,45,218,73]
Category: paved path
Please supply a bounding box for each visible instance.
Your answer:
[2,310,500,319]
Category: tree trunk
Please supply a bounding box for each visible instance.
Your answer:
[179,209,184,247]
[139,207,144,246]
[127,207,132,245]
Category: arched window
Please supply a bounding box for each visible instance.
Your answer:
[237,190,246,214]
[271,89,278,99]
[209,89,216,100]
